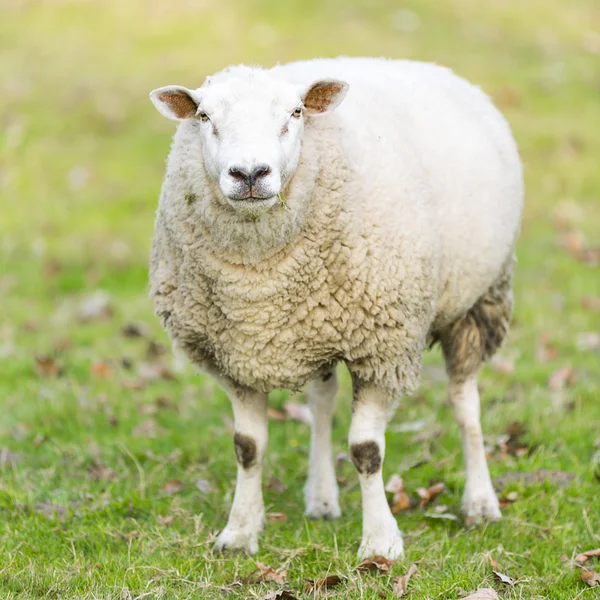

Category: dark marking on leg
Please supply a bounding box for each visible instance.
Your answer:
[322,371,333,382]
[350,441,382,475]
[234,433,257,469]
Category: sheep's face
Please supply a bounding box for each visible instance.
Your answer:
[150,69,348,215]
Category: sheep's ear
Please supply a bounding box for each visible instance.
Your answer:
[149,85,199,121]
[301,79,349,116]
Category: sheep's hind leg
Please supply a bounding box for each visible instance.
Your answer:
[214,386,268,554]
[349,378,403,559]
[304,370,341,520]
[441,268,513,522]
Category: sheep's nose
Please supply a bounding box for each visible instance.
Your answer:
[228,164,272,187]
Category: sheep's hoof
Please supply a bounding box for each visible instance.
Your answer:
[305,496,341,520]
[214,527,260,555]
[357,533,405,560]
[462,484,502,523]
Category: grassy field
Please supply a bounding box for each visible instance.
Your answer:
[1,0,600,598]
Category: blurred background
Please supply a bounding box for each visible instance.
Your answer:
[0,1,599,596]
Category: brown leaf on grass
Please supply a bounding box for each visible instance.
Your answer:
[392,563,418,597]
[283,400,313,425]
[581,296,600,312]
[121,322,150,338]
[492,85,521,108]
[304,575,343,593]
[255,562,287,585]
[124,530,139,541]
[267,407,286,421]
[146,340,168,360]
[260,591,300,600]
[266,475,287,494]
[582,570,600,587]
[34,354,62,377]
[576,548,600,564]
[536,332,559,362]
[137,362,175,383]
[496,421,533,458]
[498,491,518,509]
[492,569,517,585]
[392,492,414,513]
[462,590,499,600]
[132,419,157,438]
[416,482,445,509]
[494,469,575,489]
[88,463,116,480]
[357,555,397,573]
[548,367,576,391]
[160,480,184,496]
[385,474,415,513]
[91,360,113,379]
[195,479,214,493]
[266,512,288,523]
[78,291,113,322]
[561,232,600,266]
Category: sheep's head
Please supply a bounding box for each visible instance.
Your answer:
[150,67,348,215]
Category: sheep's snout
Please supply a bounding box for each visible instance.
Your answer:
[228,164,272,191]
[220,160,282,212]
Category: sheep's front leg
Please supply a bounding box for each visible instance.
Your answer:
[450,376,501,520]
[349,379,404,559]
[305,371,341,519]
[214,387,268,554]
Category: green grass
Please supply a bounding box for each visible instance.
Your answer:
[1,0,600,598]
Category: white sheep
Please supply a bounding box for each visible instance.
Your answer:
[148,57,523,559]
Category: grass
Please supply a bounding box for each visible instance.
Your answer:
[1,0,599,598]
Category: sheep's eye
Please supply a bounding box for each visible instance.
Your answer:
[291,107,302,118]
[198,111,209,122]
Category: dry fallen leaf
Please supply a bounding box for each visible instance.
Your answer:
[581,296,600,312]
[492,569,517,585]
[462,589,499,600]
[267,512,288,523]
[385,474,405,494]
[121,322,150,338]
[536,332,559,362]
[357,555,397,573]
[392,563,418,597]
[283,400,313,425]
[266,475,287,494]
[34,354,62,377]
[91,360,113,379]
[582,570,600,587]
[267,406,286,420]
[304,575,343,593]
[498,491,518,509]
[160,480,184,496]
[548,367,576,391]
[576,548,600,564]
[416,482,445,508]
[255,562,287,585]
[88,463,116,480]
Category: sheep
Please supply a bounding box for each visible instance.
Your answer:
[148,57,523,559]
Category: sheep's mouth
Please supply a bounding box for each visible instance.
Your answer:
[227,193,273,202]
